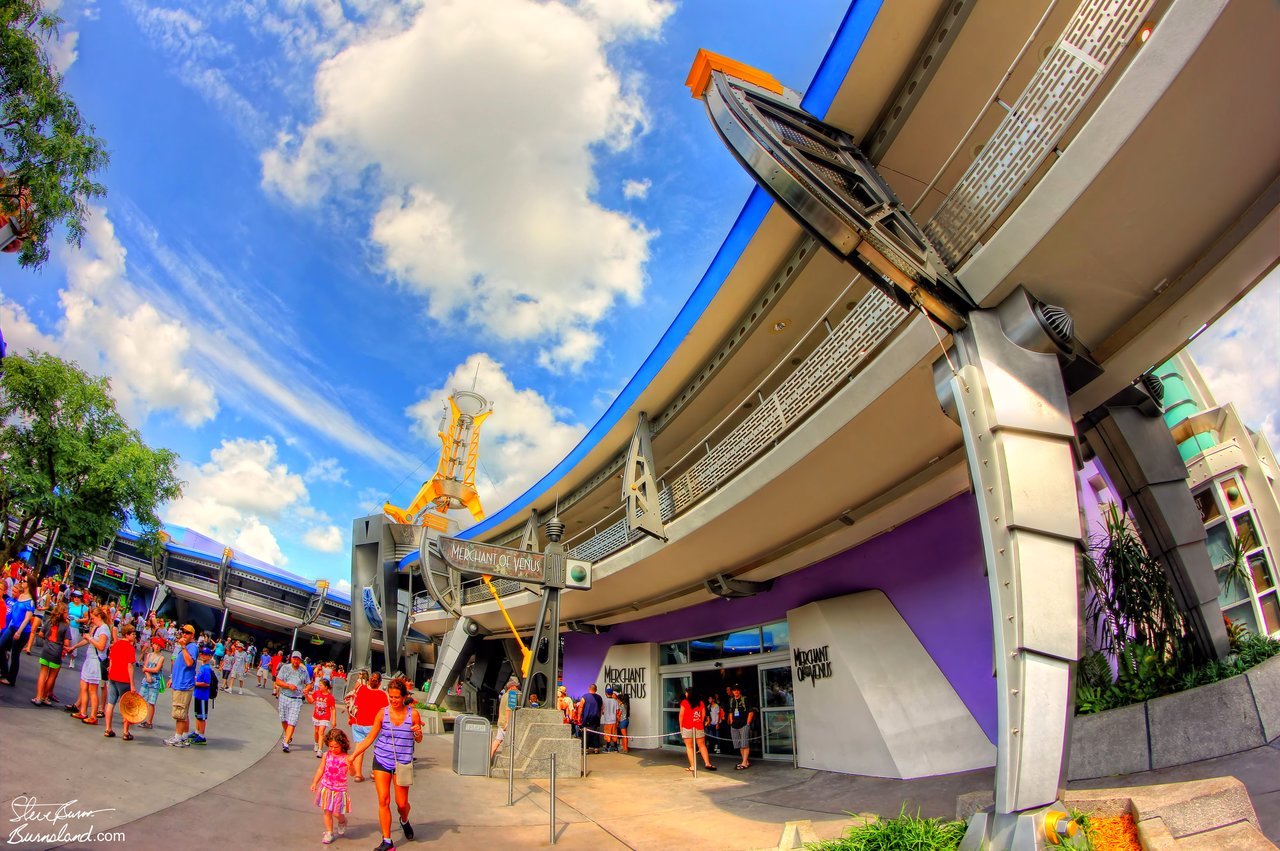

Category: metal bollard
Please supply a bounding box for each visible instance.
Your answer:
[581,724,587,777]
[549,751,557,845]
[507,708,517,806]
[789,714,798,769]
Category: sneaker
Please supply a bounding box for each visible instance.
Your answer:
[191,734,207,746]
[400,820,414,841]
[373,841,396,851]
[336,818,347,837]
[183,732,199,741]
[315,749,323,759]
[238,689,244,695]
[322,832,334,845]
[282,740,290,753]
[163,735,182,746]
[175,738,191,748]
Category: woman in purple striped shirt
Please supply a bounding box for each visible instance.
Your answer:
[347,677,422,851]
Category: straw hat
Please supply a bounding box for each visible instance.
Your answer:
[119,691,148,724]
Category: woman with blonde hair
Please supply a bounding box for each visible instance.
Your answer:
[68,607,110,723]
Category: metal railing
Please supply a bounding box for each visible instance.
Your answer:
[223,586,310,619]
[922,0,1154,265]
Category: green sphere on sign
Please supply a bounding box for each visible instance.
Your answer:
[571,565,588,583]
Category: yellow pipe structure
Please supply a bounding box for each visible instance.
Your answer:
[482,575,531,676]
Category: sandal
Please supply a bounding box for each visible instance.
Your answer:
[103,730,116,738]
[122,733,134,741]
[81,717,98,725]
[96,711,105,718]
[31,698,43,705]
[64,704,79,712]
[71,713,87,720]
[140,722,153,729]
[735,764,749,770]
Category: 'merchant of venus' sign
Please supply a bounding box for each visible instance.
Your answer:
[603,665,648,698]
[439,537,546,583]
[794,645,833,685]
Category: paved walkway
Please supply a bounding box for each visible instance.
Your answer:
[1,658,1276,850]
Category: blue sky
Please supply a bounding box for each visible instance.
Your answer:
[1,0,851,593]
[2,0,1276,597]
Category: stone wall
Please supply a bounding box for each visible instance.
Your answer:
[1069,653,1280,780]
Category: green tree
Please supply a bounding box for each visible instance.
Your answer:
[0,351,182,566]
[2,0,109,268]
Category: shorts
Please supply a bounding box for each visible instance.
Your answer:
[107,680,129,704]
[371,756,396,775]
[39,657,61,670]
[680,727,705,740]
[731,725,750,749]
[194,698,210,721]
[140,679,161,705]
[619,719,629,730]
[314,717,332,728]
[278,696,303,726]
[493,727,506,743]
[171,689,193,721]
[351,724,372,744]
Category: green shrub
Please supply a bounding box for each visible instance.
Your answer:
[808,807,967,851]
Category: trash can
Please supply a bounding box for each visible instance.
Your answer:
[452,714,492,776]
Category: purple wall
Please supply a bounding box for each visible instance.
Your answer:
[563,493,999,742]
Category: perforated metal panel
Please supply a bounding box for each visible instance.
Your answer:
[925,0,1154,266]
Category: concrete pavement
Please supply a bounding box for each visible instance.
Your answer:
[1,654,1277,850]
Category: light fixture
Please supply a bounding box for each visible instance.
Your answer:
[1138,21,1154,43]
[771,319,791,332]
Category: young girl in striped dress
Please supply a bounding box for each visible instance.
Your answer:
[310,727,352,844]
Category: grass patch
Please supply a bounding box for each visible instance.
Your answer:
[808,807,967,851]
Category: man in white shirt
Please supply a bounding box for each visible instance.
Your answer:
[601,687,621,753]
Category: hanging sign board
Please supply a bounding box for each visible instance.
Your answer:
[437,537,592,589]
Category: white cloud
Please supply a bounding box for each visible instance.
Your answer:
[263,0,671,371]
[0,209,218,428]
[305,457,348,484]
[622,178,651,200]
[333,578,352,596]
[1189,267,1280,448]
[405,353,586,523]
[303,525,344,553]
[167,437,309,565]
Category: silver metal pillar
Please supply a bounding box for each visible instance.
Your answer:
[936,289,1082,851]
[220,607,229,636]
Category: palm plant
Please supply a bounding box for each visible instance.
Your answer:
[1082,503,1191,673]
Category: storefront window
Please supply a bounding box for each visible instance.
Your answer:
[761,665,793,707]
[762,620,789,652]
[1221,478,1246,510]
[1261,593,1280,635]
[688,628,762,662]
[1225,601,1259,635]
[1217,564,1250,607]
[1193,489,1221,524]
[660,642,689,666]
[1234,513,1260,552]
[1205,522,1233,568]
[1250,553,1275,592]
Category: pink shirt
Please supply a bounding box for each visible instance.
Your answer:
[320,752,348,791]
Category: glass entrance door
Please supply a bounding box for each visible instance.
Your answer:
[661,674,690,746]
[759,663,795,757]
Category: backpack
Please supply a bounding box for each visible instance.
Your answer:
[205,664,219,700]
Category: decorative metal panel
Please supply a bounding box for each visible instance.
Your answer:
[701,71,973,328]
[925,0,1154,266]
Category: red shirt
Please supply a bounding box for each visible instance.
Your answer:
[312,691,336,721]
[678,699,705,730]
[353,685,390,726]
[269,653,283,675]
[108,640,136,684]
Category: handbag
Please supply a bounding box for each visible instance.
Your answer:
[393,709,414,786]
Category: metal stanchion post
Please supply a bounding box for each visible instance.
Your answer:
[790,714,798,770]
[549,752,557,846]
[507,708,517,807]
[581,724,587,777]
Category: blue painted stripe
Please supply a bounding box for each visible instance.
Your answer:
[454,0,884,543]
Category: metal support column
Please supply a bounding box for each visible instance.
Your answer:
[937,290,1083,851]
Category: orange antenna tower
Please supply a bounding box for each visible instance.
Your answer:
[385,389,492,531]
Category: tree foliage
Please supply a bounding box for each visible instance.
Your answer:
[0,351,182,565]
[1,0,109,268]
